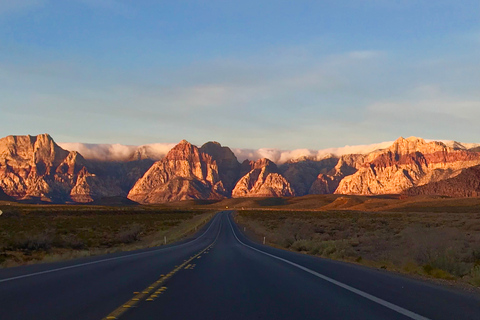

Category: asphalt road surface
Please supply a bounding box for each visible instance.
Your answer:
[1,211,479,319]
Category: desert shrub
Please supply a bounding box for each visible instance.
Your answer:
[290,239,356,260]
[11,232,53,251]
[282,238,294,248]
[53,234,85,250]
[291,239,311,252]
[422,264,455,280]
[405,227,472,277]
[114,224,143,244]
[428,249,470,277]
[469,265,480,286]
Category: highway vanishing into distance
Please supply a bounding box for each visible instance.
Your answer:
[1,211,480,320]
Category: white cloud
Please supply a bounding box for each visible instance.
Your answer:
[60,140,395,164]
[58,142,176,161]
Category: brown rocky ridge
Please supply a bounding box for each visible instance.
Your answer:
[0,134,152,203]
[335,137,480,195]
[279,156,338,196]
[403,165,480,197]
[232,158,295,198]
[3,134,480,203]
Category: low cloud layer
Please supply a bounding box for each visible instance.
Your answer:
[59,140,396,163]
[58,142,176,162]
[232,141,395,163]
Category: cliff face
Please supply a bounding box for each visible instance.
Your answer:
[280,157,338,196]
[232,159,295,198]
[127,140,232,203]
[0,134,151,203]
[334,137,480,195]
[4,134,480,203]
[309,154,366,194]
[199,141,241,194]
[403,165,480,197]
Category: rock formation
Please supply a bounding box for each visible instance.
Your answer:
[232,158,295,197]
[335,137,480,195]
[0,186,14,201]
[280,157,338,196]
[0,134,151,203]
[309,154,366,194]
[199,141,241,194]
[5,133,480,203]
[127,140,231,203]
[403,165,480,197]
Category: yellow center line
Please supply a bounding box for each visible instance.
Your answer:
[102,220,221,320]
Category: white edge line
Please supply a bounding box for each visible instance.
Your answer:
[227,215,431,320]
[0,213,220,284]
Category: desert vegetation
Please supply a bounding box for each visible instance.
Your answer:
[0,204,213,267]
[235,210,480,287]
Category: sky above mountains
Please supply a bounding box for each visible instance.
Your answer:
[1,1,480,149]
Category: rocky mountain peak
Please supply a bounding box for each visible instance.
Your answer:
[232,157,294,198]
[0,134,146,203]
[389,136,448,155]
[0,133,69,171]
[200,141,240,193]
[164,140,201,162]
[252,158,277,170]
[200,141,238,162]
[127,139,230,203]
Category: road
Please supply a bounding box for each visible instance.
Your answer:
[0,211,479,319]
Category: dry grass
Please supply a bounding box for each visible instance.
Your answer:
[197,194,480,213]
[0,203,214,268]
[235,210,480,287]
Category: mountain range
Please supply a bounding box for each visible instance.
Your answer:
[1,134,480,204]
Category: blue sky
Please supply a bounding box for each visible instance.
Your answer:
[1,0,479,149]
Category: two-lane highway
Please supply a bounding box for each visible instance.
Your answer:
[0,213,222,320]
[1,211,480,319]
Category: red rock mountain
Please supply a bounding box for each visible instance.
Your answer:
[0,134,151,203]
[335,137,480,195]
[309,154,365,194]
[403,165,480,197]
[232,158,295,198]
[279,157,338,196]
[199,141,241,194]
[0,186,14,202]
[3,134,480,203]
[127,140,232,203]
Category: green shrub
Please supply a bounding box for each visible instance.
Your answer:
[469,265,480,286]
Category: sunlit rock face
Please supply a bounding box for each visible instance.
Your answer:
[308,154,368,194]
[4,134,480,203]
[127,140,237,203]
[334,137,480,195]
[232,158,295,198]
[0,134,151,203]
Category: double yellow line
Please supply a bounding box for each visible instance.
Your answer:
[103,219,222,320]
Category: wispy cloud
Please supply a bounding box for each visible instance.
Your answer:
[58,142,176,162]
[60,140,395,164]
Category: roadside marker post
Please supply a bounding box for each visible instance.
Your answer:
[164,236,167,245]
[263,237,266,245]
